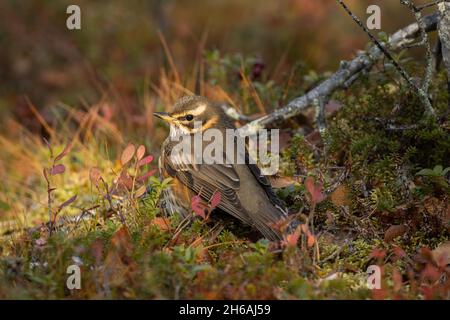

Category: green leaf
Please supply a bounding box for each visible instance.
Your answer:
[416,168,435,176]
[433,165,443,175]
[0,200,11,212]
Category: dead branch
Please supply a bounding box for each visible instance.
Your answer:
[220,104,252,122]
[238,12,439,136]
[437,1,450,103]
[434,38,443,71]
[314,95,328,134]
[401,0,436,115]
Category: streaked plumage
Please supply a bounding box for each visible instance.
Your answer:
[154,96,288,240]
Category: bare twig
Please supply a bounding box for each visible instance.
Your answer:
[43,168,54,235]
[238,13,439,136]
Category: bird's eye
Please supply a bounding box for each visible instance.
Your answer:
[185,114,194,121]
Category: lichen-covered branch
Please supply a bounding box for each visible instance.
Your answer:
[401,0,436,116]
[239,13,439,136]
[220,104,252,122]
[314,95,328,134]
[437,1,450,101]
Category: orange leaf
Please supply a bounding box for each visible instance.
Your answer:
[152,217,171,231]
[384,224,408,243]
[330,185,350,206]
[283,224,302,247]
[269,176,297,189]
[121,143,136,166]
[431,241,450,269]
[89,167,102,187]
[136,145,146,161]
[307,232,315,247]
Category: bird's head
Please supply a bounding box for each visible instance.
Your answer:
[153,96,231,138]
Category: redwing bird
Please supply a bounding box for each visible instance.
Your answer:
[153,95,288,240]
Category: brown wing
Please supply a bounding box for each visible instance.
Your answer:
[245,151,287,213]
[161,140,254,226]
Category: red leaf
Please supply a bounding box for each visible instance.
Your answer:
[136,145,146,161]
[137,155,154,168]
[191,195,206,219]
[304,176,326,205]
[284,224,302,247]
[50,164,65,175]
[392,246,406,258]
[54,141,72,162]
[121,143,136,166]
[210,191,221,209]
[137,169,157,182]
[421,264,440,282]
[370,248,387,260]
[58,195,77,211]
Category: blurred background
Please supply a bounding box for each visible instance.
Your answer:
[0,0,434,143]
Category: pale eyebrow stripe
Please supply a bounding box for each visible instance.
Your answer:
[172,103,207,118]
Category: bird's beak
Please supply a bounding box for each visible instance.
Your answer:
[153,112,172,122]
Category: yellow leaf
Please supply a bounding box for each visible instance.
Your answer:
[134,185,147,198]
